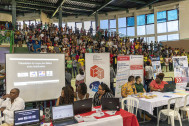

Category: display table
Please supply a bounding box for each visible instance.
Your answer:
[70,106,139,126]
[136,91,189,115]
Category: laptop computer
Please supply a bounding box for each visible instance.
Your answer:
[163,84,176,92]
[14,108,40,126]
[101,98,120,111]
[52,104,77,126]
[73,98,92,115]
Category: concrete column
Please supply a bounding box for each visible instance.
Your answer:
[59,7,62,29]
[116,15,118,34]
[134,12,137,39]
[95,12,99,31]
[154,8,158,42]
[12,0,16,30]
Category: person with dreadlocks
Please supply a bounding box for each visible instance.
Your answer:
[74,83,89,101]
[56,86,74,106]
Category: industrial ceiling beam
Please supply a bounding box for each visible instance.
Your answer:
[127,0,147,4]
[16,5,53,12]
[53,9,89,17]
[137,0,159,9]
[63,6,93,12]
[63,3,95,11]
[90,0,114,16]
[51,0,66,18]
[70,0,125,10]
[15,0,56,9]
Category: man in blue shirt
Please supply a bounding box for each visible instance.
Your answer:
[32,40,41,53]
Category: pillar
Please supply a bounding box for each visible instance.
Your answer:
[95,12,99,31]
[12,0,16,30]
[59,7,62,29]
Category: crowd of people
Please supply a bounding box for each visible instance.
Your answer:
[11,23,189,75]
[1,22,188,126]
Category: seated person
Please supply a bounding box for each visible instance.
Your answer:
[74,83,89,101]
[135,76,146,93]
[150,73,168,92]
[0,88,25,126]
[121,76,137,98]
[32,40,41,53]
[93,83,114,106]
[56,86,74,106]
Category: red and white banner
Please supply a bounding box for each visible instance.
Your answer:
[173,56,188,90]
[115,55,144,97]
[85,53,110,97]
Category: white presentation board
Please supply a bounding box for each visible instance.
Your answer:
[115,55,144,97]
[6,54,65,102]
[85,53,110,97]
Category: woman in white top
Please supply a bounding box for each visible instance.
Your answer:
[145,61,153,92]
[75,68,85,88]
[74,83,89,101]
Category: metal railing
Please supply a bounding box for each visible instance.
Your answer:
[0,30,14,53]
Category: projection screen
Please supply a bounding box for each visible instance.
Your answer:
[6,54,65,102]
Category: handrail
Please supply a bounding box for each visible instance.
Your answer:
[0,30,14,53]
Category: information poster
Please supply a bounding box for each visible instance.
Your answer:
[115,55,144,97]
[115,56,130,97]
[151,57,161,79]
[85,53,110,97]
[173,56,188,90]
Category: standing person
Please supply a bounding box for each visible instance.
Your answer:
[144,61,153,92]
[78,55,85,70]
[113,53,117,74]
[66,57,73,77]
[72,57,78,78]
[160,55,164,72]
[65,68,72,87]
[164,55,170,72]
[110,65,116,95]
[75,68,85,89]
[121,76,137,98]
[0,88,25,126]
[93,83,114,106]
[169,55,173,71]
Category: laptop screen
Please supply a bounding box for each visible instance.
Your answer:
[14,109,40,126]
[52,104,74,120]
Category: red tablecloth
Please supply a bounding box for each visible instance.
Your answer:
[79,106,139,126]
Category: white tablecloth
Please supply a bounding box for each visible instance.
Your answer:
[137,92,189,115]
[70,115,123,126]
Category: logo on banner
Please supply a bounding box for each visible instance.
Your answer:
[90,65,104,79]
[117,56,130,61]
[89,81,101,92]
[130,65,143,70]
[93,55,102,60]
[175,77,182,83]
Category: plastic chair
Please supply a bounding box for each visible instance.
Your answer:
[157,97,183,126]
[121,97,139,116]
[180,94,189,121]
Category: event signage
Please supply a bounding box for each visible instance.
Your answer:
[151,57,162,79]
[85,53,110,97]
[173,56,189,90]
[115,55,144,97]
